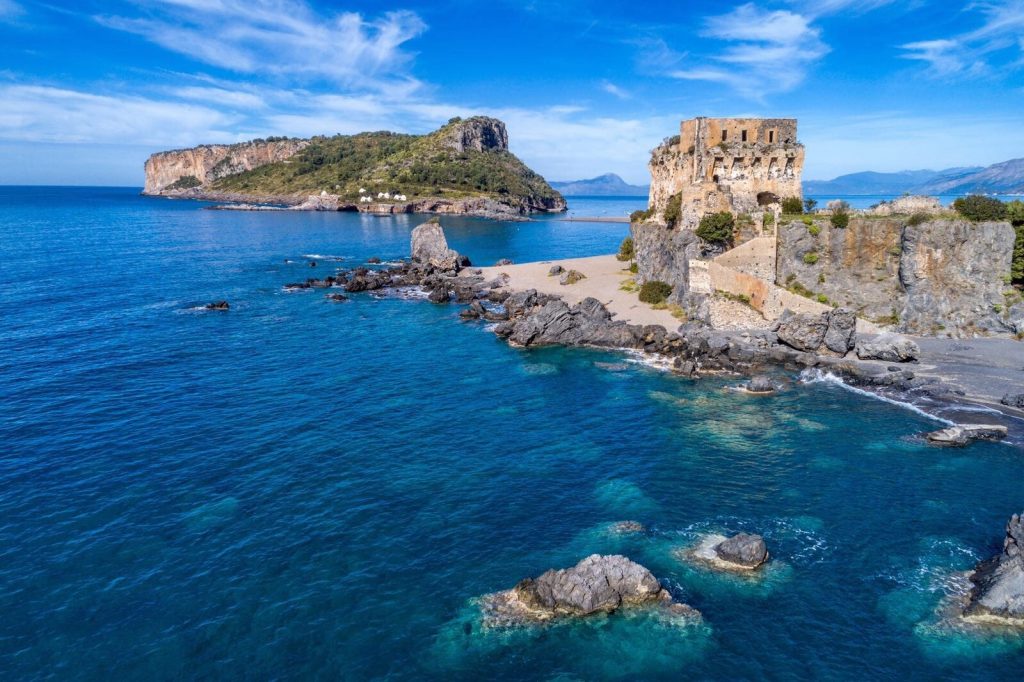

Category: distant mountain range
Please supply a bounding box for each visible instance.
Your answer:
[550,173,649,196]
[804,158,1024,196]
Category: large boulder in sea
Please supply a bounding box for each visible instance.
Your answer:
[714,533,769,570]
[855,333,919,362]
[925,423,1008,447]
[410,221,469,271]
[480,554,698,626]
[964,512,1024,624]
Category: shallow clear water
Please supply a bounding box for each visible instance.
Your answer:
[1,187,1022,680]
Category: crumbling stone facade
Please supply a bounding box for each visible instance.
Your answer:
[649,117,805,231]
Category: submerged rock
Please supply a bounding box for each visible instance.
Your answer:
[964,512,1024,624]
[480,554,694,626]
[1001,393,1024,409]
[855,333,919,362]
[925,423,1008,447]
[746,375,776,394]
[325,293,349,302]
[204,300,230,311]
[714,533,770,570]
[609,521,646,535]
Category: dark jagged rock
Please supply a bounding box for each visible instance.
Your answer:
[714,533,769,570]
[479,554,697,626]
[775,311,828,352]
[1001,393,1024,409]
[823,308,856,354]
[925,423,1008,447]
[204,300,230,310]
[367,257,381,264]
[326,293,349,302]
[497,296,645,349]
[964,512,1024,624]
[548,264,564,276]
[309,260,317,267]
[494,258,514,266]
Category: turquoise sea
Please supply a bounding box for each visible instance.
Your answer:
[1,188,1023,680]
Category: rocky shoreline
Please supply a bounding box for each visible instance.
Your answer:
[307,222,1021,444]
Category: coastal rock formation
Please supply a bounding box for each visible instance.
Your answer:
[479,554,696,626]
[144,117,565,217]
[495,296,646,349]
[143,138,308,194]
[777,217,1015,336]
[925,423,1008,447]
[746,375,776,394]
[442,116,509,153]
[964,512,1024,624]
[204,300,229,311]
[630,219,697,303]
[775,308,856,356]
[411,222,469,272]
[868,195,943,216]
[714,533,769,570]
[855,333,919,362]
[1002,393,1024,408]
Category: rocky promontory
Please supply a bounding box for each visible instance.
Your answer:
[143,117,566,218]
[963,512,1024,625]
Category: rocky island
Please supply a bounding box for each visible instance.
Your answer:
[143,117,566,219]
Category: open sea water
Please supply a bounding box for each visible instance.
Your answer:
[1,188,1023,680]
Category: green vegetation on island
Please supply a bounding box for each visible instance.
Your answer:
[210,117,563,211]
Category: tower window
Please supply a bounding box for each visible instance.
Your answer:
[722,130,727,142]
[769,131,775,143]
[741,130,748,142]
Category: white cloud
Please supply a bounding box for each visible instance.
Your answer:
[0,85,240,145]
[789,0,899,18]
[670,4,829,98]
[0,0,22,22]
[600,80,631,99]
[96,1,427,90]
[900,0,1024,77]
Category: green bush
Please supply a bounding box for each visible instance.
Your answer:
[816,294,830,304]
[782,197,804,214]
[630,208,653,223]
[663,193,682,227]
[696,211,735,245]
[616,236,635,262]
[800,215,814,226]
[830,211,850,229]
[953,195,1006,221]
[629,262,638,274]
[906,212,930,226]
[167,175,201,190]
[762,212,775,230]
[803,252,820,265]
[1013,224,1024,285]
[639,280,673,304]
[1006,200,1024,226]
[808,224,821,237]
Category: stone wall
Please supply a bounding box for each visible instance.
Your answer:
[143,139,309,194]
[630,219,696,304]
[777,216,1015,336]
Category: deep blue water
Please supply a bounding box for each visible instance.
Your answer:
[1,187,1023,680]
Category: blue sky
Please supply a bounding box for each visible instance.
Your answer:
[1,0,1023,185]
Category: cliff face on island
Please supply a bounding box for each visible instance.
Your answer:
[142,117,565,216]
[143,139,309,195]
[777,217,1015,336]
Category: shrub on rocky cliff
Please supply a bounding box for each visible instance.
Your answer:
[782,197,804,214]
[663,194,683,227]
[830,210,850,229]
[906,212,930,226]
[639,280,673,304]
[167,175,201,190]
[696,212,735,245]
[616,236,635,262]
[630,209,653,223]
[953,195,1006,222]
[1008,201,1024,284]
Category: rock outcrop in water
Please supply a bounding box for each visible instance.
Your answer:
[714,533,770,570]
[964,512,1024,624]
[479,554,699,626]
[411,222,469,272]
[925,424,1008,447]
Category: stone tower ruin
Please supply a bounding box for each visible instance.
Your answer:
[648,117,805,231]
